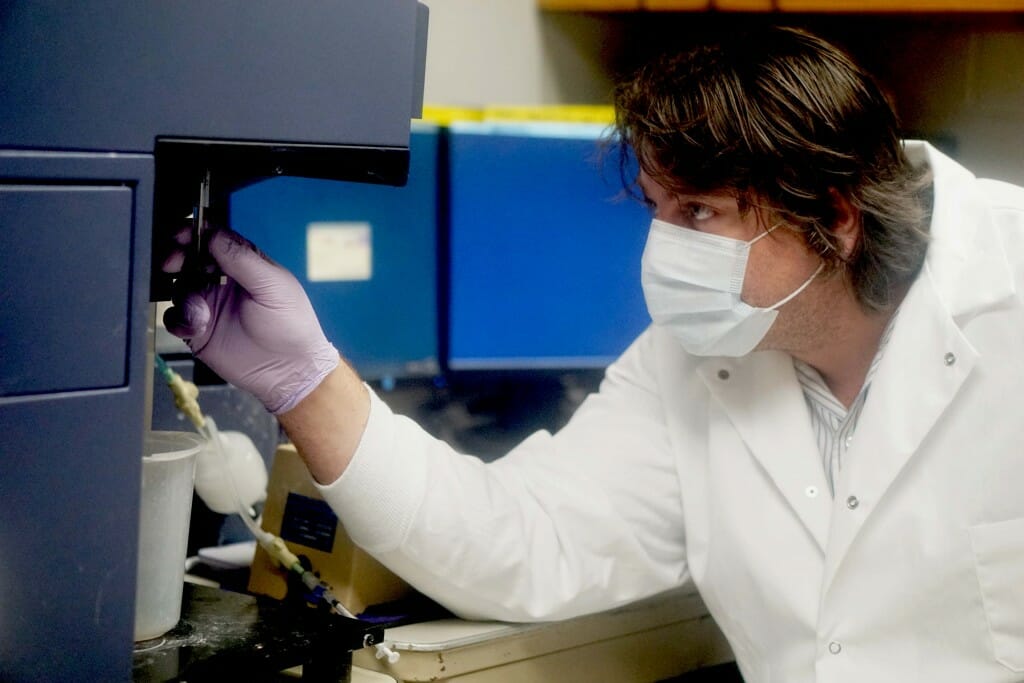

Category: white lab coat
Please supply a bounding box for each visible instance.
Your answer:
[319,142,1024,682]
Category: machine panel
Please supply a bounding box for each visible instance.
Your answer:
[0,184,133,395]
[0,152,153,682]
[0,0,424,152]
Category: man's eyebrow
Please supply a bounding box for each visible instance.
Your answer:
[635,173,732,207]
[674,192,735,206]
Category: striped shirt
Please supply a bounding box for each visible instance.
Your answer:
[793,315,899,496]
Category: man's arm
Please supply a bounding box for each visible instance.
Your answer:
[277,361,370,486]
[315,328,690,622]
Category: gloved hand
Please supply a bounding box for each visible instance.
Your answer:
[162,227,339,415]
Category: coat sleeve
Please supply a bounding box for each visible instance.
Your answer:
[316,328,690,622]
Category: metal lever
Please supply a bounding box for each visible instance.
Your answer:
[195,169,211,267]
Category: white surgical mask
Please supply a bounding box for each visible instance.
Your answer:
[641,218,823,357]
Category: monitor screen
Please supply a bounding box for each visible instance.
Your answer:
[446,122,651,371]
[229,124,440,381]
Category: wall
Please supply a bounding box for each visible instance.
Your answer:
[422,1,1024,183]
[422,0,619,105]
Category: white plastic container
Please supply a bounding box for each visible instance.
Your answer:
[134,431,202,641]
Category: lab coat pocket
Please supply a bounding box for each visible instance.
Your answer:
[970,517,1024,672]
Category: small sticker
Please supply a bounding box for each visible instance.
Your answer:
[306,222,372,282]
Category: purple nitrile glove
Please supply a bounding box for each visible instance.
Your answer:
[163,228,339,415]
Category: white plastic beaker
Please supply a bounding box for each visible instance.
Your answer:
[134,431,201,641]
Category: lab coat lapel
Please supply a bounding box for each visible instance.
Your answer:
[822,268,979,590]
[699,352,832,552]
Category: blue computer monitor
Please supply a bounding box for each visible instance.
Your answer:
[446,121,651,371]
[229,124,440,381]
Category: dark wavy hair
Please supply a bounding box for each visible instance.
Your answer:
[613,26,931,313]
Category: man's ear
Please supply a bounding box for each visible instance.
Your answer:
[829,188,861,259]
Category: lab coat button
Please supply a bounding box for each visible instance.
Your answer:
[944,352,956,366]
[805,486,819,498]
[844,435,853,448]
[829,641,842,655]
[846,495,859,509]
[718,369,730,380]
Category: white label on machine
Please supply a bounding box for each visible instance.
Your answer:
[306,222,373,282]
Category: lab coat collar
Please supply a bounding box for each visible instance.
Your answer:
[906,140,1016,320]
[820,261,980,591]
[818,142,1015,588]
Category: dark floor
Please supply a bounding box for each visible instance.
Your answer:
[659,662,745,683]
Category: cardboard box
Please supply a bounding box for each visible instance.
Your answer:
[248,444,411,614]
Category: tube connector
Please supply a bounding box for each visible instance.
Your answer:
[154,355,205,430]
[264,535,300,570]
[169,372,205,430]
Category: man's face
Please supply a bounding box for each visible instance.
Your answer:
[637,170,825,352]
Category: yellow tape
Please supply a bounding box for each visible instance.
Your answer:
[482,104,615,124]
[418,105,485,126]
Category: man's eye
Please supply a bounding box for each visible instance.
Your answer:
[686,204,715,221]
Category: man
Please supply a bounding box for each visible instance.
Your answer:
[164,26,1024,682]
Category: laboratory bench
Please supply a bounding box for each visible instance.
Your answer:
[132,578,734,682]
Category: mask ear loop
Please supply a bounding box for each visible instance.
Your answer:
[767,262,825,311]
[747,222,783,246]
[747,220,825,310]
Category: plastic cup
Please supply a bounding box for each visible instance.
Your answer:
[134,431,202,641]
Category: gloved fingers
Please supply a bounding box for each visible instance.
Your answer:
[162,249,186,274]
[160,226,195,274]
[161,302,194,340]
[162,291,213,348]
[207,228,284,296]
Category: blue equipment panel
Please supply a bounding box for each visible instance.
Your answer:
[447,123,651,370]
[230,127,440,381]
[0,184,133,395]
